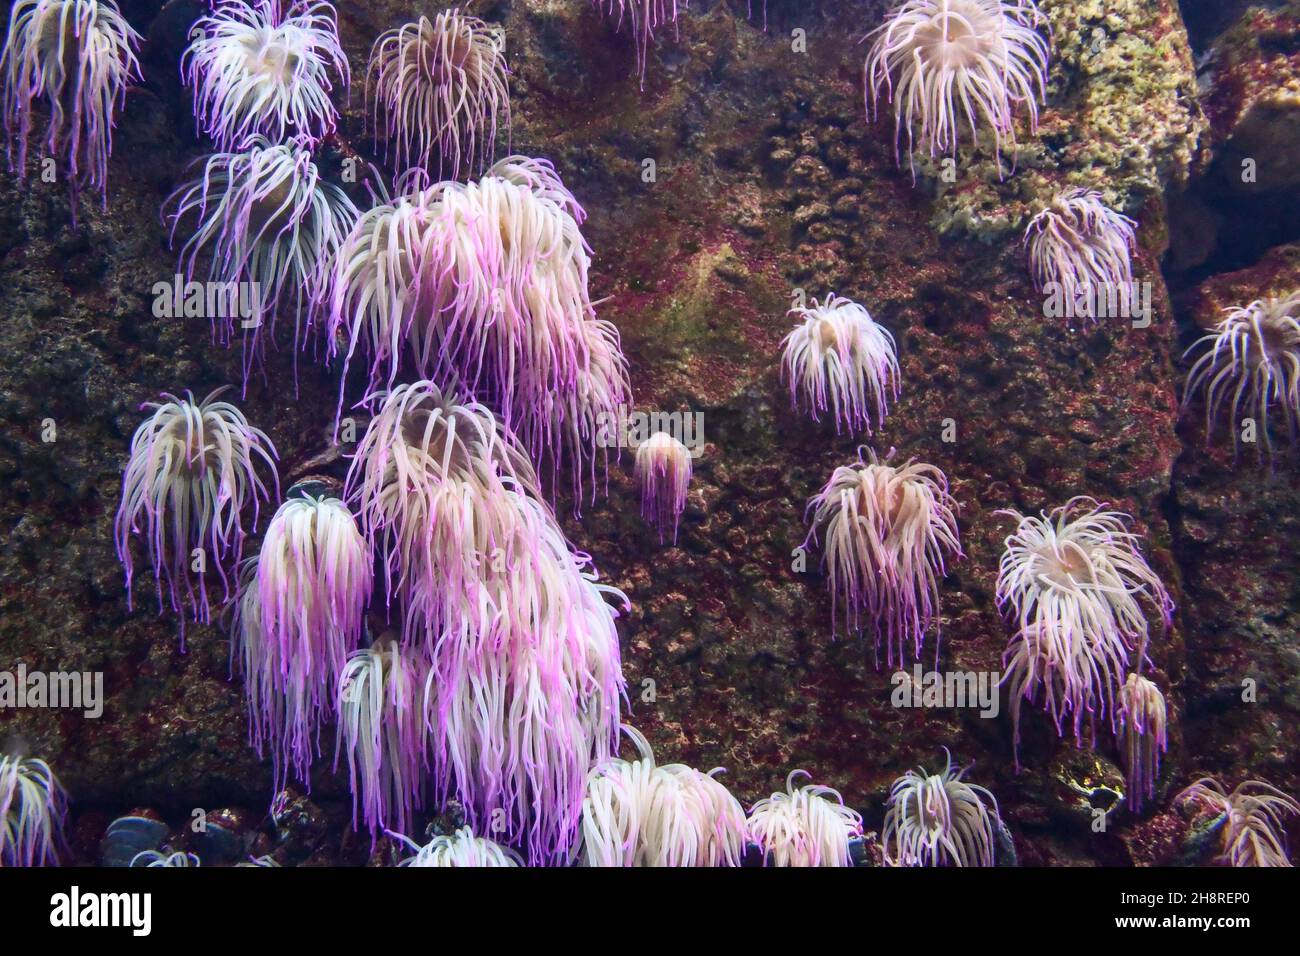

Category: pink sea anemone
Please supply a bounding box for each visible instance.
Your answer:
[779,293,899,435]
[1,0,141,211]
[1116,672,1167,812]
[996,497,1172,760]
[746,770,864,867]
[366,10,510,180]
[863,0,1050,172]
[634,430,692,543]
[593,0,684,89]
[329,157,630,505]
[232,491,371,792]
[1183,293,1300,455]
[1025,189,1138,318]
[163,134,358,384]
[114,388,278,645]
[804,449,961,667]
[183,0,348,150]
[335,637,427,839]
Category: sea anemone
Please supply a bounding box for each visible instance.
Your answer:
[779,293,899,435]
[580,727,747,867]
[0,755,66,867]
[335,638,426,839]
[183,0,348,150]
[996,498,1173,746]
[233,490,371,792]
[863,0,1050,171]
[634,430,692,543]
[130,850,201,867]
[392,826,523,867]
[1177,777,1299,868]
[163,134,359,381]
[882,749,1000,867]
[804,449,961,667]
[1,0,141,211]
[366,10,509,180]
[1025,189,1138,315]
[1182,293,1300,454]
[114,388,278,644]
[593,0,683,88]
[328,158,629,503]
[1116,672,1167,812]
[746,770,864,867]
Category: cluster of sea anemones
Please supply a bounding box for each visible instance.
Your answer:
[328,157,630,505]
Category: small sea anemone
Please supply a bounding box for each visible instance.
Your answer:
[996,497,1172,738]
[335,638,427,839]
[746,770,864,867]
[1025,189,1138,313]
[882,749,1000,867]
[392,826,523,867]
[780,294,899,435]
[329,159,629,503]
[863,0,1050,171]
[580,727,747,867]
[0,755,66,867]
[234,490,371,792]
[1,0,141,211]
[804,449,961,667]
[1117,672,1167,812]
[1177,777,1299,868]
[183,0,348,150]
[366,10,509,179]
[593,0,683,88]
[634,430,692,543]
[1182,293,1300,454]
[114,388,278,643]
[163,134,359,380]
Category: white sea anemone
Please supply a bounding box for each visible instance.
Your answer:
[996,497,1172,746]
[366,10,509,179]
[183,0,348,150]
[1183,293,1300,454]
[392,826,523,867]
[746,770,863,867]
[1178,777,1299,868]
[113,388,278,643]
[1025,189,1138,317]
[780,293,899,435]
[882,749,1000,867]
[0,755,66,867]
[1,0,142,210]
[863,0,1050,171]
[580,727,747,867]
[804,450,961,667]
